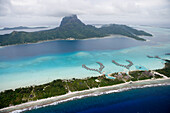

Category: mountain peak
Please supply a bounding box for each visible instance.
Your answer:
[68,14,77,18]
[60,14,85,27]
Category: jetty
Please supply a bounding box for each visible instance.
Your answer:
[165,53,170,55]
[112,60,133,69]
[147,55,161,59]
[147,55,154,58]
[82,62,105,74]
[147,55,170,62]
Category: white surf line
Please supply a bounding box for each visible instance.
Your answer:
[1,78,170,113]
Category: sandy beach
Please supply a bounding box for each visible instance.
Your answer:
[0,78,169,113]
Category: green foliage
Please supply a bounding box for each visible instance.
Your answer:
[99,76,124,87]
[0,15,152,46]
[99,24,152,41]
[34,80,68,99]
[129,71,153,81]
[129,71,142,81]
[155,63,170,77]
[86,77,99,88]
[154,74,163,79]
[0,76,122,109]
[0,87,32,108]
[0,80,67,109]
[67,79,89,91]
[1,62,168,109]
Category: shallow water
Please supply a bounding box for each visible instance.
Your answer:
[0,25,170,91]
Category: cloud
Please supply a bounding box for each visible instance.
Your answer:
[0,0,170,26]
[0,0,11,16]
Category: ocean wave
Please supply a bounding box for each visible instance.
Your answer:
[10,83,170,113]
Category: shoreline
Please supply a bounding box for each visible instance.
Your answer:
[0,64,166,92]
[1,78,170,113]
[0,34,143,48]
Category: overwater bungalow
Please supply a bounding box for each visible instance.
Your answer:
[112,60,133,69]
[82,62,105,74]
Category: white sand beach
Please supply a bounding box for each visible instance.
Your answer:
[1,78,170,113]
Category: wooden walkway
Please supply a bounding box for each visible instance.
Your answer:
[82,62,105,74]
[112,60,133,69]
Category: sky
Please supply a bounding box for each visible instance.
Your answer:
[0,0,170,28]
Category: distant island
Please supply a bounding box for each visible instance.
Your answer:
[0,15,152,46]
[1,26,48,30]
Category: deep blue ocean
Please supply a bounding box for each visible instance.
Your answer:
[26,85,170,113]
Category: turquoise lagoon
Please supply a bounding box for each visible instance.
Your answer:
[0,25,170,91]
[135,66,148,71]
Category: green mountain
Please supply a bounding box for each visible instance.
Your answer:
[1,26,47,30]
[0,15,152,46]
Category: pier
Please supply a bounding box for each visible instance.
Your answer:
[147,55,154,58]
[112,60,133,69]
[82,62,105,74]
[147,55,161,59]
[147,55,170,62]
